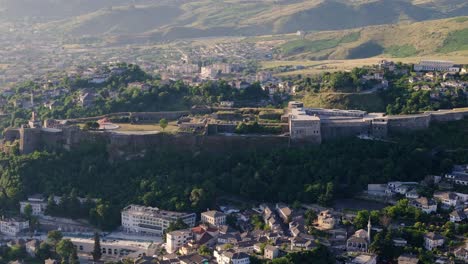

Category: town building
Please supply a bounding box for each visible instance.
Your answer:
[317,210,336,229]
[445,165,468,186]
[70,237,153,260]
[347,219,371,252]
[433,191,461,208]
[121,205,196,237]
[347,254,377,264]
[0,217,29,236]
[397,254,420,264]
[424,232,444,250]
[449,210,467,223]
[276,203,292,223]
[214,249,250,264]
[410,197,437,214]
[201,210,226,227]
[25,240,39,257]
[454,247,468,262]
[20,195,47,216]
[264,245,279,260]
[414,60,460,72]
[166,229,193,253]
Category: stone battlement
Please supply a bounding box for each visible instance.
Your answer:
[2,106,468,156]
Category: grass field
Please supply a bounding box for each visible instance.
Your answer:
[438,28,468,53]
[116,122,179,133]
[262,54,468,76]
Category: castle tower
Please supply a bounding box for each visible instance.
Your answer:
[367,217,372,244]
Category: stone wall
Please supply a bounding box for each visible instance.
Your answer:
[320,121,370,141]
[7,107,468,156]
[387,114,431,133]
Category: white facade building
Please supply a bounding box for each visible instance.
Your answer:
[0,217,29,236]
[214,249,250,264]
[20,195,47,216]
[424,232,444,250]
[70,237,153,260]
[414,60,460,72]
[165,229,193,253]
[201,210,226,227]
[121,205,196,237]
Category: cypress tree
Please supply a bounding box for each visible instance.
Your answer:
[92,232,102,262]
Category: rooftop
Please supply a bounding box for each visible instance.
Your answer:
[122,205,195,221]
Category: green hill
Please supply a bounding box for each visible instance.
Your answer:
[272,16,468,60]
[3,0,465,42]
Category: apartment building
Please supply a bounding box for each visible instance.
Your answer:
[121,205,196,236]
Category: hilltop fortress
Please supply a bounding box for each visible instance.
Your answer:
[288,101,468,144]
[1,102,468,157]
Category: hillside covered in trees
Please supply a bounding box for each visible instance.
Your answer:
[0,118,466,230]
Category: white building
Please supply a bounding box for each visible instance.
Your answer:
[201,210,226,227]
[449,210,467,223]
[214,249,250,264]
[70,237,153,260]
[414,60,460,72]
[424,232,444,250]
[0,217,29,236]
[433,191,461,208]
[264,245,279,260]
[121,205,196,237]
[410,197,437,214]
[20,195,47,216]
[166,229,193,253]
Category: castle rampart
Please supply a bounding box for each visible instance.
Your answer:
[3,105,468,156]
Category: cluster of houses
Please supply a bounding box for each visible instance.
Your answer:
[364,165,468,263]
[368,165,468,221]
[410,60,468,100]
[0,63,144,112]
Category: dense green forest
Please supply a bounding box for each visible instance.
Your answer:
[0,118,466,230]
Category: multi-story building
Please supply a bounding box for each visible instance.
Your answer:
[201,210,226,227]
[70,237,153,260]
[317,210,336,230]
[264,245,279,260]
[289,108,321,143]
[166,229,193,253]
[121,205,196,237]
[424,232,444,250]
[0,217,29,236]
[214,249,250,264]
[433,191,461,208]
[410,197,437,214]
[414,60,460,72]
[20,195,47,216]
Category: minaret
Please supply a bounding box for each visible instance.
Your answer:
[367,217,372,244]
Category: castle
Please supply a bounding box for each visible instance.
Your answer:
[1,102,468,156]
[287,101,468,144]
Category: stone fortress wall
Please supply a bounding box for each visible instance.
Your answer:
[288,101,468,142]
[2,103,468,156]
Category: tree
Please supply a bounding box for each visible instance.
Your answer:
[23,203,32,219]
[47,230,63,246]
[36,242,52,260]
[159,118,168,131]
[56,239,75,262]
[304,209,317,226]
[69,248,80,264]
[83,121,100,131]
[92,232,102,262]
[198,245,211,256]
